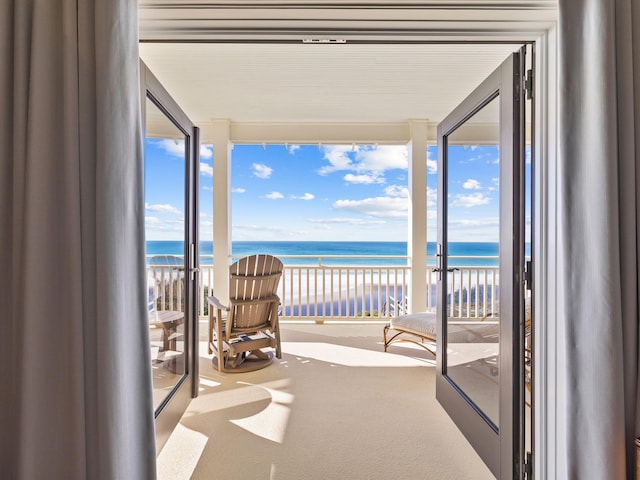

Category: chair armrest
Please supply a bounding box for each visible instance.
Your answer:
[207,295,229,311]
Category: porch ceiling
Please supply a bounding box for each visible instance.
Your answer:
[138,1,557,142]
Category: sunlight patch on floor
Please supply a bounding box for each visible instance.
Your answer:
[157,423,207,480]
[198,377,221,390]
[188,383,273,414]
[282,341,432,367]
[229,382,293,444]
[230,400,291,444]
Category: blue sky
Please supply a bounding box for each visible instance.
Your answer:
[145,140,508,242]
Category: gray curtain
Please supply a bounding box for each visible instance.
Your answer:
[0,1,156,479]
[559,0,640,478]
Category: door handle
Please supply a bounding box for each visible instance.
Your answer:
[433,245,459,276]
[189,244,199,280]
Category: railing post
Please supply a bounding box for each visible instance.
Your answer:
[211,120,233,302]
[408,120,429,313]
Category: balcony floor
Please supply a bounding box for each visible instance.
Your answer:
[157,322,495,480]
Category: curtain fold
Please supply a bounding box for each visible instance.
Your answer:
[559,0,640,478]
[0,1,156,479]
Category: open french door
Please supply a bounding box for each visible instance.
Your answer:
[141,62,200,452]
[435,50,527,478]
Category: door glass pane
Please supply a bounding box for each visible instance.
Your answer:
[445,94,500,428]
[144,97,187,411]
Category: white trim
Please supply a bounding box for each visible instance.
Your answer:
[534,25,561,480]
[139,1,557,43]
[200,121,505,146]
[226,122,412,145]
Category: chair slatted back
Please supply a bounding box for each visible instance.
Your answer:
[228,254,283,333]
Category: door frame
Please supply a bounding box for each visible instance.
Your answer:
[137,29,559,476]
[140,62,200,452]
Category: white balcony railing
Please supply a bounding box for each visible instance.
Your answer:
[147,254,500,322]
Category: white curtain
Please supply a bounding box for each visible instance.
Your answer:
[0,1,156,479]
[559,0,640,478]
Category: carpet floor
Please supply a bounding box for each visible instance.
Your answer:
[157,322,495,480]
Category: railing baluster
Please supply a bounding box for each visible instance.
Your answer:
[338,268,342,317]
[465,268,470,318]
[483,269,488,318]
[329,267,334,317]
[346,268,350,317]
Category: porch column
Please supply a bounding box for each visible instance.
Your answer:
[408,120,428,313]
[212,120,233,301]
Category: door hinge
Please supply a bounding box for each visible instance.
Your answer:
[524,451,533,479]
[524,260,532,291]
[524,69,534,100]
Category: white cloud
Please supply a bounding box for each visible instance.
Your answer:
[232,224,297,240]
[344,173,384,184]
[384,185,408,197]
[200,145,213,159]
[445,217,500,242]
[355,145,408,172]
[156,139,185,158]
[288,144,300,154]
[318,145,408,176]
[317,145,354,175]
[463,179,481,190]
[235,224,288,233]
[333,196,408,219]
[448,218,500,229]
[450,193,491,207]
[427,186,437,207]
[292,193,315,200]
[307,217,385,226]
[145,216,161,224]
[232,187,246,193]
[200,162,213,176]
[152,140,213,162]
[265,191,284,199]
[426,149,438,174]
[145,203,181,215]
[253,163,273,179]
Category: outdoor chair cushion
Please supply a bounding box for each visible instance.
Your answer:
[389,312,437,339]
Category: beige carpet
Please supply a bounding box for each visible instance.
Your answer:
[157,323,495,480]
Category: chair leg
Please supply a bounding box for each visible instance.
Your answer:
[217,335,225,371]
[251,350,269,360]
[208,309,213,355]
[272,304,282,359]
[383,324,390,352]
[275,326,282,359]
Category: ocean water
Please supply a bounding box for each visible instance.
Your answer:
[145,240,523,267]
